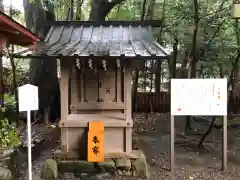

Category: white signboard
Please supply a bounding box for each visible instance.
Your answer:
[171,79,227,116]
[18,84,39,180]
[18,84,39,112]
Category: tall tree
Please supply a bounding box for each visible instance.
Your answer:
[0,0,3,12]
[89,0,125,20]
[155,0,165,94]
[23,0,59,122]
[22,0,127,123]
[0,0,3,108]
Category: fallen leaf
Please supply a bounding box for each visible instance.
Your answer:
[50,125,56,128]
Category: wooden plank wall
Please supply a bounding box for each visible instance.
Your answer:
[134,92,170,113]
[134,92,240,114]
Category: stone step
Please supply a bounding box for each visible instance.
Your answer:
[46,150,150,179]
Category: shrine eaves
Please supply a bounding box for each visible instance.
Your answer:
[13,20,170,59]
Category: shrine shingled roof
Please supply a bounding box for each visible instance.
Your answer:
[0,11,40,46]
[14,21,170,59]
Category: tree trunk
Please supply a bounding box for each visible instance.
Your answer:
[0,54,2,106]
[197,1,228,148]
[190,0,199,78]
[184,0,199,134]
[132,69,139,113]
[171,37,178,78]
[0,1,3,107]
[148,60,154,113]
[0,0,3,12]
[146,0,156,20]
[23,0,59,123]
[155,61,161,94]
[230,19,240,112]
[89,0,125,21]
[167,36,178,92]
[155,0,165,93]
[143,61,148,118]
[67,0,74,20]
[9,49,19,122]
[234,19,240,84]
[76,0,84,20]
[132,0,147,112]
[141,0,147,21]
[219,64,224,78]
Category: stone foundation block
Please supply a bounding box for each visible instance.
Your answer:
[41,159,58,179]
[50,144,150,178]
[121,170,132,176]
[129,150,144,159]
[131,151,150,179]
[132,136,140,150]
[97,159,115,172]
[58,160,96,173]
[0,167,12,180]
[115,158,131,171]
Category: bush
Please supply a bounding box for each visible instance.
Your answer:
[3,94,18,121]
[0,112,20,149]
[0,94,20,150]
[0,118,20,149]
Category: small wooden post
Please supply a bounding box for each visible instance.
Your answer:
[170,115,175,171]
[222,115,228,171]
[124,68,132,153]
[60,59,69,152]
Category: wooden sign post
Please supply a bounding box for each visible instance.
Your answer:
[18,84,39,180]
[170,79,228,171]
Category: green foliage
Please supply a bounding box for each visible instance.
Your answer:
[0,117,20,149]
[108,0,141,20]
[21,0,240,89]
[3,67,28,93]
[0,94,20,149]
[3,94,18,121]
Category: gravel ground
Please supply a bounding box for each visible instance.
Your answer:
[18,113,240,179]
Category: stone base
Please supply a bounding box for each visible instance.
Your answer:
[0,167,12,180]
[41,150,149,179]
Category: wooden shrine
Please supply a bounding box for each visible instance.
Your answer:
[0,11,39,104]
[14,21,170,160]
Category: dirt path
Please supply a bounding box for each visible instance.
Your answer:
[131,113,240,180]
[17,126,61,180]
[18,113,240,179]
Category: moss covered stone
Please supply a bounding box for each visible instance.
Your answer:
[115,158,131,171]
[98,159,115,172]
[132,151,150,179]
[0,167,12,180]
[132,136,140,150]
[58,160,96,173]
[41,159,58,179]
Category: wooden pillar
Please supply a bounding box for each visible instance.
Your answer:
[0,54,3,106]
[80,63,84,103]
[124,67,132,153]
[0,35,6,106]
[60,59,69,152]
[117,68,122,102]
[70,60,79,113]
